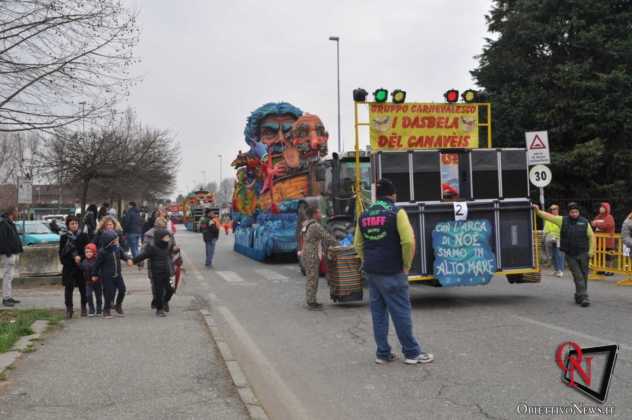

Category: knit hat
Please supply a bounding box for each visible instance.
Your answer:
[100,230,118,248]
[567,202,580,211]
[84,243,97,254]
[376,178,396,198]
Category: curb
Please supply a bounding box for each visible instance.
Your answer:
[0,320,50,379]
[200,309,270,420]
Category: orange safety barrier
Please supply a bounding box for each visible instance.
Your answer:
[589,233,632,286]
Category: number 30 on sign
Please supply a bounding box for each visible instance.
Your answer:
[529,164,552,188]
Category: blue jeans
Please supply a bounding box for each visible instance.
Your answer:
[205,239,217,266]
[367,272,422,359]
[86,281,103,314]
[552,246,565,272]
[127,233,140,258]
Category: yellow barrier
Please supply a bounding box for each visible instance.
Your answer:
[589,233,632,286]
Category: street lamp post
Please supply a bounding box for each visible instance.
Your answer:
[329,36,341,154]
[218,154,223,198]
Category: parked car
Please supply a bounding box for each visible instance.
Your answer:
[42,214,68,234]
[15,221,60,246]
[42,214,68,224]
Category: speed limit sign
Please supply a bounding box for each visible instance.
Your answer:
[529,164,552,188]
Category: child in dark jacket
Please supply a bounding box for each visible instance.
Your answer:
[130,229,177,317]
[80,243,102,317]
[93,230,131,319]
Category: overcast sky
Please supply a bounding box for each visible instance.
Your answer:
[122,0,493,197]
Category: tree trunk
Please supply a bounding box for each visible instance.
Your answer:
[80,179,90,219]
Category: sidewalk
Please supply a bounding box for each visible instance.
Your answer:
[0,267,249,420]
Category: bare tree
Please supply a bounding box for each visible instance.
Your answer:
[0,0,140,132]
[0,131,40,182]
[201,181,217,194]
[36,115,180,215]
[217,178,234,206]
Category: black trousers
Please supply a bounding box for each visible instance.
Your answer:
[64,270,87,310]
[152,274,173,311]
[103,275,126,311]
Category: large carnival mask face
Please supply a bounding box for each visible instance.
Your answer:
[290,114,329,159]
[258,114,297,157]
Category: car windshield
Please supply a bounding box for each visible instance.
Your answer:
[16,222,53,235]
[339,162,371,194]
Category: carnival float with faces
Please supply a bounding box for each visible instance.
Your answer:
[231,102,329,261]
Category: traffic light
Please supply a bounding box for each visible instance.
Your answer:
[353,88,368,102]
[391,89,406,104]
[461,89,477,103]
[444,89,459,103]
[373,88,388,103]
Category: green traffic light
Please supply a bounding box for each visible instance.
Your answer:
[373,88,388,103]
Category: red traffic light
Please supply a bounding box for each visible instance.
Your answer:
[444,89,459,103]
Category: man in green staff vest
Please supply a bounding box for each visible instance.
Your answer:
[533,202,595,307]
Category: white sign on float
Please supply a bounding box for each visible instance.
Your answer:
[453,202,468,221]
[525,131,550,166]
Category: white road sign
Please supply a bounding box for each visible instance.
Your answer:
[17,177,33,204]
[529,164,552,188]
[525,131,550,166]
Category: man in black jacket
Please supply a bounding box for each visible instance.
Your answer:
[123,201,143,258]
[59,215,89,318]
[131,229,178,317]
[199,209,219,267]
[0,207,23,307]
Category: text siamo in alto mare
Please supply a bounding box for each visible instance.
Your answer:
[432,220,497,287]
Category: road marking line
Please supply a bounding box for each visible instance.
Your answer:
[254,268,289,282]
[217,271,245,283]
[513,315,632,352]
[218,305,310,420]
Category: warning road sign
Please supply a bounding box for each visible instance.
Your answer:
[525,131,550,165]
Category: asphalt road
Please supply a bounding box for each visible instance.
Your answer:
[178,228,632,420]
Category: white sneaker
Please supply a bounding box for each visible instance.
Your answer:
[555,271,563,278]
[404,352,434,364]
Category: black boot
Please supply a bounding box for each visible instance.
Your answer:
[65,308,73,320]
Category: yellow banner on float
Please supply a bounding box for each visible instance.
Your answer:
[369,102,479,151]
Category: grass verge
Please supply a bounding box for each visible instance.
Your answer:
[0,309,64,353]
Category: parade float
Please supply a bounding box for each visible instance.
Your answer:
[231,102,339,261]
[182,190,219,232]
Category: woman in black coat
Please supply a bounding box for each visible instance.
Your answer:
[59,215,89,319]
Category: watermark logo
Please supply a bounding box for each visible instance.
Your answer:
[555,342,619,403]
[556,341,592,388]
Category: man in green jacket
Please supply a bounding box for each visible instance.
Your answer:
[533,202,595,307]
[543,204,565,277]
